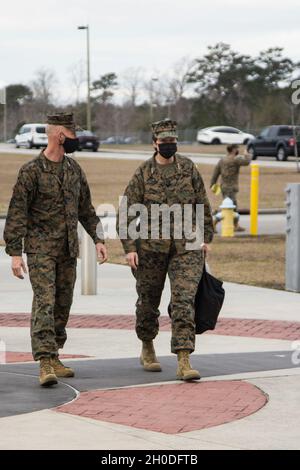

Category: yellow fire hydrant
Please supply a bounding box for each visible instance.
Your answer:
[219,197,236,237]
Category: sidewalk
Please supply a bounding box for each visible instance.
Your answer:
[0,247,299,450]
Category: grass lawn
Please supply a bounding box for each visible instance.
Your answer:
[208,234,285,290]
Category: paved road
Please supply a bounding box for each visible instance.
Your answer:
[1,143,300,169]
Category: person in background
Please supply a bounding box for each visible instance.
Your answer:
[210,144,252,232]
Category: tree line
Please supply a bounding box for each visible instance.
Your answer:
[1,43,299,141]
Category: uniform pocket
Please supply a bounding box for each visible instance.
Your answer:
[175,172,196,204]
[38,173,61,195]
[26,253,37,268]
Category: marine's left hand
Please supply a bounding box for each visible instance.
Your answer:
[201,243,210,257]
[96,242,108,264]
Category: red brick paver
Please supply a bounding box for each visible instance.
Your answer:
[1,313,300,341]
[3,352,89,363]
[56,381,267,434]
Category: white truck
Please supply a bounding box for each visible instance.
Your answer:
[15,123,48,149]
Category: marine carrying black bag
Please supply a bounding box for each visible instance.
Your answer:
[168,263,225,334]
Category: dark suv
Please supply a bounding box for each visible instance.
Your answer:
[247,125,300,161]
[76,130,99,152]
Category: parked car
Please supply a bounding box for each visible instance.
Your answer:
[100,136,127,145]
[76,130,99,152]
[247,125,300,161]
[124,136,139,144]
[15,123,48,149]
[197,126,254,145]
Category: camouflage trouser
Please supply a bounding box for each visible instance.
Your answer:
[27,251,77,361]
[134,244,204,354]
[221,189,238,210]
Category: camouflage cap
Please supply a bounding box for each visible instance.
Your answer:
[46,112,81,131]
[151,118,178,139]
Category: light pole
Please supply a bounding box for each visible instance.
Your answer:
[149,77,158,122]
[0,86,6,142]
[78,25,91,131]
[166,98,172,119]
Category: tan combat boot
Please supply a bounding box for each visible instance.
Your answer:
[234,220,246,232]
[176,350,201,381]
[51,356,75,378]
[140,341,162,372]
[39,357,58,387]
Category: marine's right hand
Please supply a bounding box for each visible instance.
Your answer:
[11,256,27,280]
[126,252,139,270]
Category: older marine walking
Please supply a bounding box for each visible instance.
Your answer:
[4,112,107,386]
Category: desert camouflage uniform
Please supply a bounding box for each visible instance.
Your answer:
[210,153,251,209]
[117,151,213,354]
[4,150,104,360]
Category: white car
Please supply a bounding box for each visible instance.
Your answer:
[15,123,48,149]
[197,126,254,145]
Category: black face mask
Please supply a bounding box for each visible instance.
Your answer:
[63,137,79,154]
[157,142,177,159]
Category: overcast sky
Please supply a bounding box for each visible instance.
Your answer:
[1,0,299,103]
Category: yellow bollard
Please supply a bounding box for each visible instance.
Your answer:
[220,197,235,237]
[250,164,259,236]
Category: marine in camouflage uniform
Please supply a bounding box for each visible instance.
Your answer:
[210,144,252,209]
[117,119,214,380]
[4,113,105,384]
[210,144,251,231]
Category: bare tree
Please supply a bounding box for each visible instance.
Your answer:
[122,67,144,106]
[168,57,195,102]
[160,57,196,121]
[31,68,58,114]
[68,60,86,104]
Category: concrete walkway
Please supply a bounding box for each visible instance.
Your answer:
[0,247,299,450]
